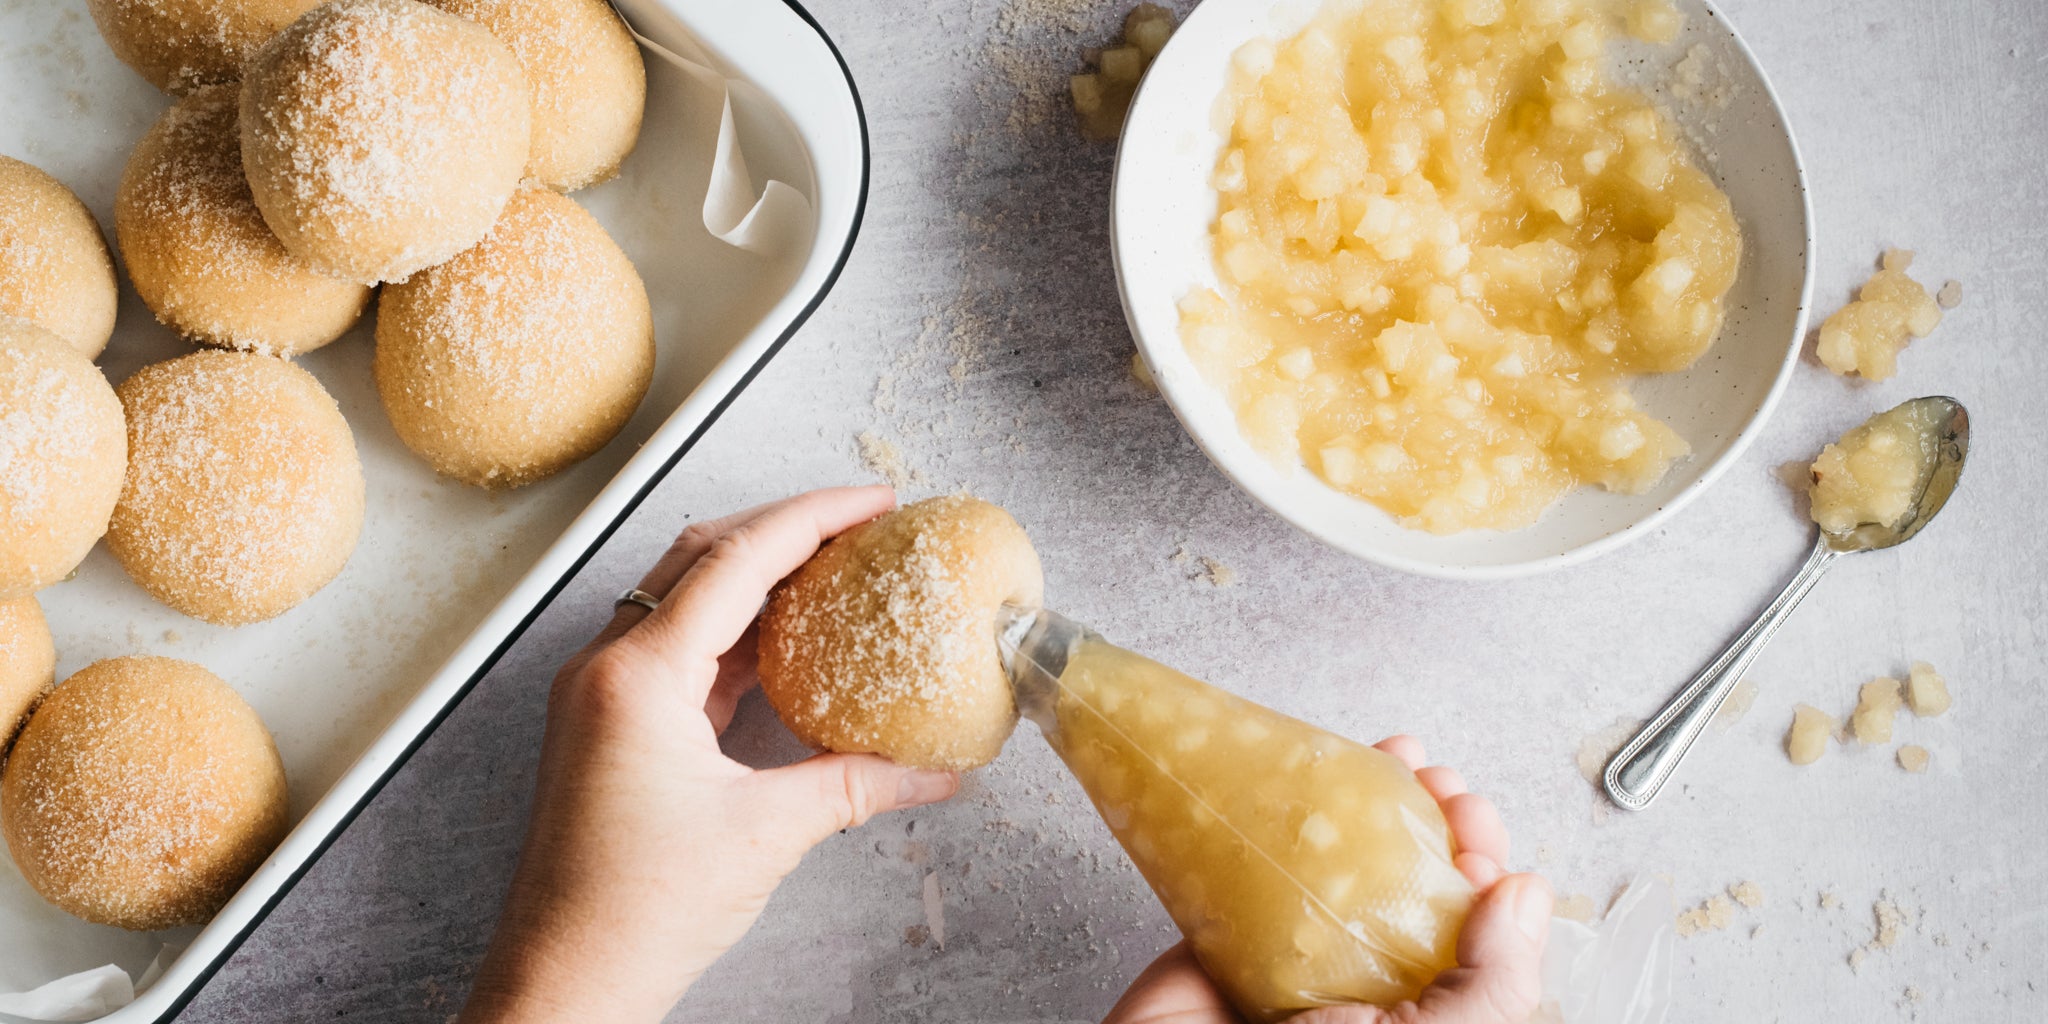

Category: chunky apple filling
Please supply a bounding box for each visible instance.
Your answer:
[1806,401,1942,537]
[1180,0,1739,533]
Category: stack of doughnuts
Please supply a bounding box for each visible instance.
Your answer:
[0,0,654,931]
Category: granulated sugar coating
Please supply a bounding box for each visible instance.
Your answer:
[107,350,365,626]
[759,496,1044,771]
[374,188,653,489]
[0,656,288,931]
[117,84,372,356]
[0,596,56,752]
[0,156,119,359]
[0,318,127,599]
[86,0,321,94]
[425,0,645,191]
[239,0,530,284]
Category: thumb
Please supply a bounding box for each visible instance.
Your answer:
[1421,873,1552,1023]
[745,752,959,854]
[1457,872,1552,977]
[1291,873,1552,1024]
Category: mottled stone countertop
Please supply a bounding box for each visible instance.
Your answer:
[183,1,2046,1021]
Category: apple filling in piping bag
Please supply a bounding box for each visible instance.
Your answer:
[1000,606,1673,1024]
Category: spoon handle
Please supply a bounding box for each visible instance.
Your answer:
[1604,535,1841,810]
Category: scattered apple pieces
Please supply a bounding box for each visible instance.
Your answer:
[1071,4,1177,141]
[1786,661,1952,767]
[1786,703,1835,765]
[1904,660,1952,716]
[1815,249,1943,380]
[1849,677,1904,745]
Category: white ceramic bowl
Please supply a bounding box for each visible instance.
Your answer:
[1112,0,1812,580]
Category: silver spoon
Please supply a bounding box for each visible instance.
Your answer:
[1603,396,1970,811]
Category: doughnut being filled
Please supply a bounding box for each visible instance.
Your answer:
[107,351,364,626]
[0,596,55,752]
[0,157,119,359]
[374,188,653,489]
[239,0,530,284]
[118,84,373,356]
[758,496,1044,771]
[0,318,127,599]
[0,656,289,930]
[86,0,322,94]
[425,0,646,191]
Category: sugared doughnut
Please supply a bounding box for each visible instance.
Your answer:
[0,597,55,752]
[107,351,363,626]
[758,496,1044,771]
[427,0,645,191]
[0,157,118,359]
[374,188,653,489]
[117,85,372,356]
[86,0,321,94]
[0,319,127,600]
[0,656,288,930]
[240,0,530,284]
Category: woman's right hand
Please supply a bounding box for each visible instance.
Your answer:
[1099,736,1552,1024]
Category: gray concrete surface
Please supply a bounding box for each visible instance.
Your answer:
[179,0,2046,1021]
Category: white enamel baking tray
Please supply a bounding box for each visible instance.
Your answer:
[0,1,867,1019]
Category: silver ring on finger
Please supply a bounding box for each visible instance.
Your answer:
[614,588,662,615]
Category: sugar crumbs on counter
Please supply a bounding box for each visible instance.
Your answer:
[1574,717,1645,823]
[1713,677,1758,727]
[856,430,926,490]
[1848,892,1915,971]
[1554,893,1597,923]
[1729,880,1765,909]
[1196,556,1236,588]
[1576,717,1642,785]
[1166,544,1237,588]
[1675,893,1736,937]
[1676,881,1766,937]
[922,871,947,950]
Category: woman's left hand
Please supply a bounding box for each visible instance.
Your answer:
[462,486,960,1024]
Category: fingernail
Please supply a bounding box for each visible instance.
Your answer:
[1513,877,1553,941]
[895,770,958,808]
